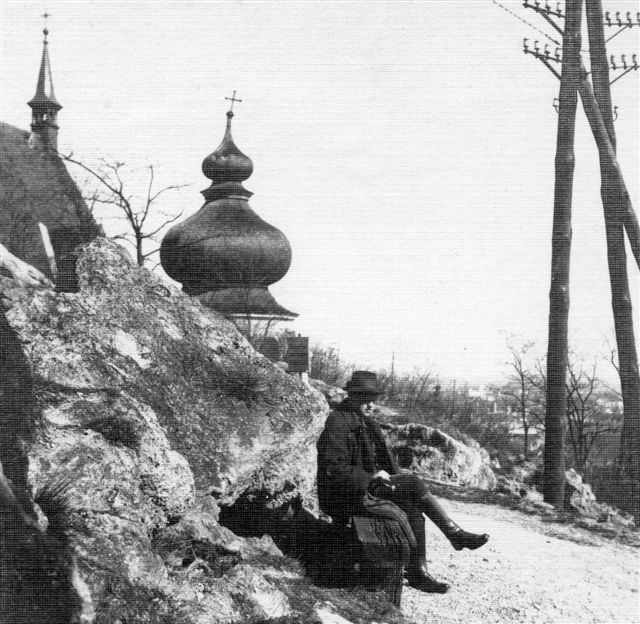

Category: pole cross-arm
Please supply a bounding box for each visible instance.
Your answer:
[582,0,640,269]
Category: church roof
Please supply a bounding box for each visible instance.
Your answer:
[0,122,101,279]
[197,287,298,320]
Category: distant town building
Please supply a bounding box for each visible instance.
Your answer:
[160,104,297,323]
[0,28,101,282]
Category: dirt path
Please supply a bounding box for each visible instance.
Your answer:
[401,500,639,624]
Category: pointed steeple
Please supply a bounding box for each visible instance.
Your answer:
[28,27,62,151]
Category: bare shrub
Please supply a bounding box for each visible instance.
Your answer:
[584,463,639,522]
[34,476,77,542]
[310,345,352,387]
[213,359,274,406]
[377,369,434,411]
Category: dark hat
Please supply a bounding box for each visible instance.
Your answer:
[343,371,383,395]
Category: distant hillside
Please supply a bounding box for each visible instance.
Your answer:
[0,121,102,279]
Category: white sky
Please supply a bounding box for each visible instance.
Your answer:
[1,0,638,386]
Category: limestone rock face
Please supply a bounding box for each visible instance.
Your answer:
[28,392,195,529]
[309,378,348,406]
[563,468,597,513]
[383,423,497,490]
[8,238,327,504]
[496,475,544,504]
[0,308,85,623]
[4,238,328,621]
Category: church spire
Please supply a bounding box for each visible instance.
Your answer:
[28,22,62,151]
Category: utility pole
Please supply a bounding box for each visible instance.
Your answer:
[524,3,640,267]
[584,1,640,517]
[541,0,583,508]
[523,0,640,515]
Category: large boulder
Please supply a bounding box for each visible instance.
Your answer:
[382,423,497,490]
[4,238,330,622]
[7,238,327,504]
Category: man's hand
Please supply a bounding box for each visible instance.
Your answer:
[373,470,391,482]
[368,470,395,498]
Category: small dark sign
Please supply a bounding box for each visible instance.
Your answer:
[284,336,310,373]
[259,337,281,362]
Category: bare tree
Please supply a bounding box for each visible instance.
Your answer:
[602,340,623,401]
[375,369,434,414]
[565,356,621,470]
[309,343,351,387]
[62,155,186,267]
[500,339,545,460]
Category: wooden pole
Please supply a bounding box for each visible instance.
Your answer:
[582,0,640,270]
[584,0,640,516]
[543,0,583,508]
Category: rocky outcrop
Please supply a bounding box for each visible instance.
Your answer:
[309,378,348,406]
[0,307,83,623]
[495,465,636,528]
[3,239,331,622]
[382,423,497,490]
[8,238,327,503]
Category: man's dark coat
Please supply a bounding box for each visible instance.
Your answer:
[316,403,399,522]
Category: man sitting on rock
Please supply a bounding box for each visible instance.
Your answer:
[317,371,489,594]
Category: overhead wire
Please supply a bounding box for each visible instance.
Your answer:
[490,0,561,44]
[489,0,611,54]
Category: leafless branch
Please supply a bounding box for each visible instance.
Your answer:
[62,154,186,267]
[141,248,160,259]
[144,209,184,238]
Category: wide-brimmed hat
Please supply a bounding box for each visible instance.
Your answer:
[343,371,383,395]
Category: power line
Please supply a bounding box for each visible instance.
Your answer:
[490,0,561,44]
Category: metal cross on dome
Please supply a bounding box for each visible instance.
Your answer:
[225,90,242,112]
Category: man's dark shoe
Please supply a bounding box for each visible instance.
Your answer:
[407,571,450,594]
[446,528,489,551]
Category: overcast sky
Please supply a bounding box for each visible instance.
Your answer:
[2,0,638,386]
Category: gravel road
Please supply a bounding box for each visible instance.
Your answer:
[401,499,639,624]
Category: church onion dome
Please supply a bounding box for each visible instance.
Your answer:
[160,104,297,320]
[202,111,253,183]
[28,29,62,111]
[160,202,293,295]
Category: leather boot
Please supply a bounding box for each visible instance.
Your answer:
[406,514,450,594]
[442,521,489,551]
[419,491,489,551]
